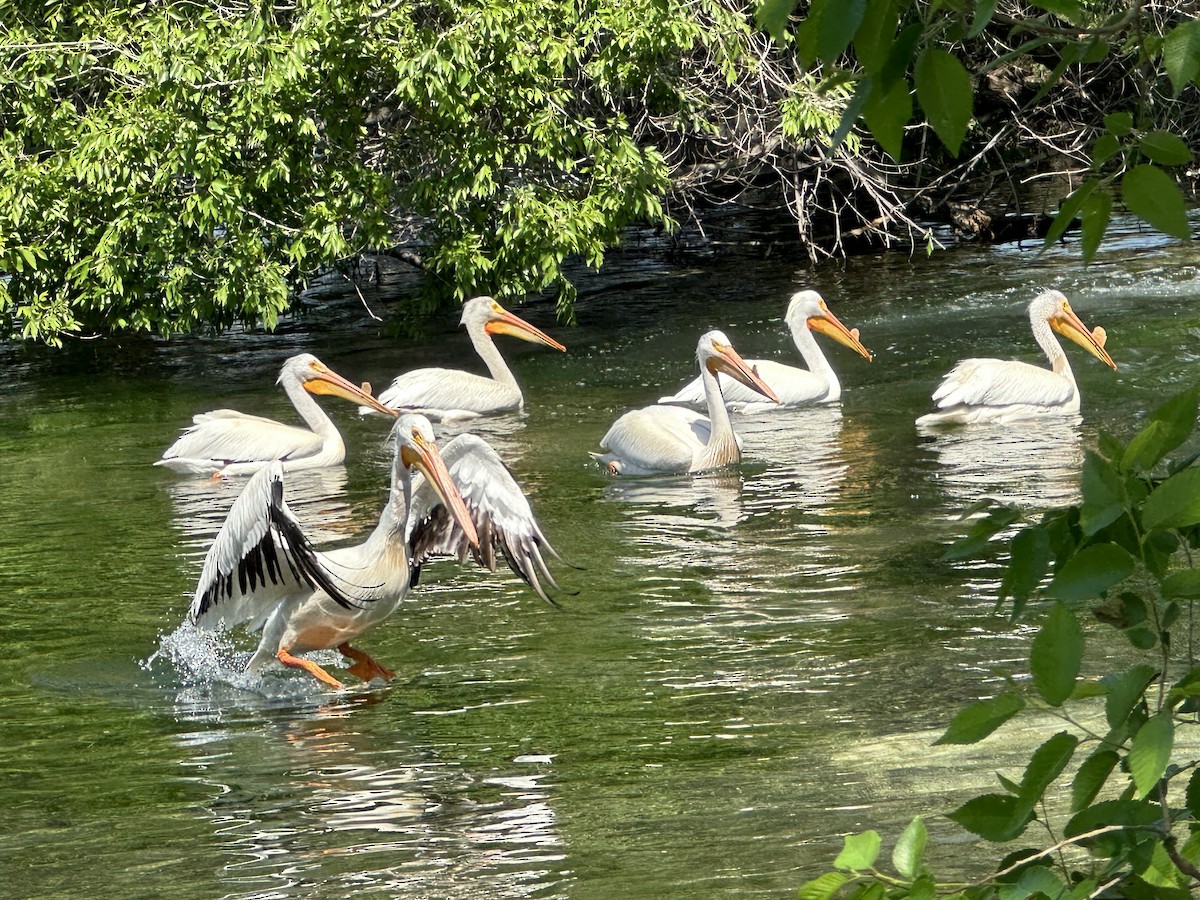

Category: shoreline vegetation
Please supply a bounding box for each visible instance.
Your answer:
[1,1,1196,345]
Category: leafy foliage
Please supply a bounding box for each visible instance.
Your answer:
[801,387,1200,897]
[0,0,736,342]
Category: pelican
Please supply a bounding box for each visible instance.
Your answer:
[373,296,566,421]
[916,290,1117,427]
[591,330,781,475]
[188,414,561,690]
[157,353,397,478]
[658,290,873,411]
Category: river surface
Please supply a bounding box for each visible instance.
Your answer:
[3,221,1199,898]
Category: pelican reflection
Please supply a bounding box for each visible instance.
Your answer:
[923,416,1084,511]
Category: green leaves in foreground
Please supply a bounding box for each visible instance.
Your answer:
[913,49,973,156]
[904,386,1200,894]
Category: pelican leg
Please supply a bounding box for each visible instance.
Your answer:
[338,643,394,683]
[277,647,344,690]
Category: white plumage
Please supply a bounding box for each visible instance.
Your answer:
[916,290,1117,427]
[189,414,560,690]
[592,330,781,476]
[157,353,396,478]
[659,290,872,411]
[374,296,566,421]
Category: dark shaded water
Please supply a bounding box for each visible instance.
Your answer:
[3,221,1199,897]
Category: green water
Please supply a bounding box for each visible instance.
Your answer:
[3,222,1199,898]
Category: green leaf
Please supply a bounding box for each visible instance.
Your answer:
[1102,664,1157,730]
[1143,468,1200,530]
[1011,865,1068,899]
[1042,181,1095,248]
[1064,799,1161,855]
[1103,112,1133,137]
[947,793,1034,842]
[1092,132,1121,166]
[834,830,881,871]
[1080,190,1112,264]
[1163,569,1200,600]
[1186,768,1200,820]
[1079,452,1126,535]
[1000,526,1052,613]
[1019,732,1078,802]
[756,0,795,43]
[1121,164,1192,240]
[828,77,874,153]
[853,0,898,74]
[968,0,999,38]
[943,506,1021,561]
[862,79,911,160]
[817,0,866,63]
[1070,748,1119,812]
[1029,0,1084,24]
[798,871,851,900]
[1162,21,1200,96]
[1123,387,1200,473]
[935,692,1025,745]
[892,816,927,879]
[1031,603,1083,706]
[1139,131,1194,167]
[913,49,973,156]
[1045,543,1134,602]
[1128,713,1173,797]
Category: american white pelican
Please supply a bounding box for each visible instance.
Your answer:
[157,353,396,478]
[658,290,873,411]
[916,290,1117,427]
[374,296,566,421]
[591,330,781,475]
[188,414,561,690]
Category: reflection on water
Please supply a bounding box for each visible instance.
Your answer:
[920,417,1084,510]
[6,221,1199,899]
[170,697,568,898]
[738,405,846,516]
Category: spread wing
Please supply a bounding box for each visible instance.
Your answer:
[406,434,561,603]
[931,359,1075,410]
[161,410,324,466]
[189,463,358,631]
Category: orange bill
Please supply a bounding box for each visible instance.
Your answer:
[1052,303,1117,370]
[708,341,782,404]
[304,361,398,416]
[483,301,567,351]
[401,433,481,548]
[809,305,873,361]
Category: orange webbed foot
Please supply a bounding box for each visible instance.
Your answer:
[277,648,344,690]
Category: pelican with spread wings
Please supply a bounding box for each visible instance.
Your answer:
[157,353,396,478]
[187,414,561,690]
[917,290,1116,427]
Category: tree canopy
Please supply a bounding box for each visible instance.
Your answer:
[0,0,1196,345]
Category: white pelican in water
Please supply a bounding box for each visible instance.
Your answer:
[658,290,873,411]
[374,296,566,421]
[157,353,396,478]
[916,290,1116,427]
[591,330,781,475]
[188,414,561,690]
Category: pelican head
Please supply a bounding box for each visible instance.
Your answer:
[1032,290,1117,370]
[785,290,873,361]
[698,330,782,404]
[285,353,397,416]
[392,414,480,547]
[461,296,567,352]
